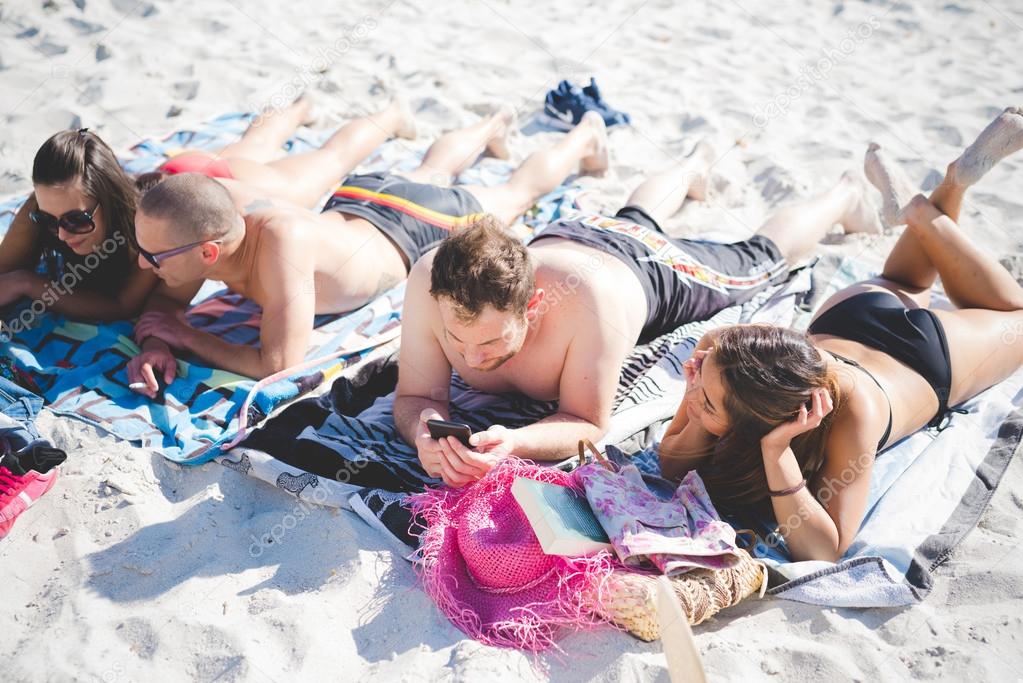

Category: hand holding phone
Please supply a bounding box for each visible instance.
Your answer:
[426,419,473,447]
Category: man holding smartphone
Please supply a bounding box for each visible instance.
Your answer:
[394,145,883,487]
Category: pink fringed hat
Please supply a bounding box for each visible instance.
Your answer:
[406,459,616,651]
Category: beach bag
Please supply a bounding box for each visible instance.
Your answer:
[573,441,767,640]
[589,547,766,641]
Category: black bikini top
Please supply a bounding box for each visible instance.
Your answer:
[827,351,893,453]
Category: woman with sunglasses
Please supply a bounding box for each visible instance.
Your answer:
[0,98,421,321]
[0,129,156,321]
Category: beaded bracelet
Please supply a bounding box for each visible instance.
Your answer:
[768,479,807,497]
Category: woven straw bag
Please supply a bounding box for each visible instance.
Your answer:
[589,546,766,641]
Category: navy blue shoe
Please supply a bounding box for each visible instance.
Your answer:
[540,78,631,130]
[540,79,588,130]
[581,78,631,127]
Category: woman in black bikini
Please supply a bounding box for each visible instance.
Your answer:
[658,107,1023,562]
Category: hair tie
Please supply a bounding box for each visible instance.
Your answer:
[78,128,89,137]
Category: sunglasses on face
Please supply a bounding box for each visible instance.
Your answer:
[29,203,100,236]
[137,239,222,269]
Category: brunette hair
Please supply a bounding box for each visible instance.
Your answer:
[32,128,138,245]
[695,325,843,514]
[430,215,534,320]
[31,129,137,293]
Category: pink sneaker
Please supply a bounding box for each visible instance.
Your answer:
[0,466,59,539]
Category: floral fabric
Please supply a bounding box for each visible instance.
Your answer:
[574,462,743,575]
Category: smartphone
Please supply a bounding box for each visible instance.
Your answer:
[426,419,473,447]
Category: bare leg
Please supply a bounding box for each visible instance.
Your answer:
[755,171,882,265]
[900,108,1023,413]
[216,95,314,163]
[623,140,714,226]
[461,112,609,225]
[898,196,1023,311]
[250,98,417,207]
[402,107,515,186]
[879,107,1023,294]
[932,307,1023,408]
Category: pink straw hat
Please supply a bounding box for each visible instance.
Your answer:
[407,458,616,651]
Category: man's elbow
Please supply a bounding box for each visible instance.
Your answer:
[554,405,608,436]
[393,391,415,405]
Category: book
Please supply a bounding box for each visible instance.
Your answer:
[511,476,612,556]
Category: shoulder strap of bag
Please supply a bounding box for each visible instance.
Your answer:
[577,439,614,471]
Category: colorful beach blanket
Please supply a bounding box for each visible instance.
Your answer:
[221,268,814,506]
[0,113,577,464]
[1,274,403,463]
[228,252,1022,609]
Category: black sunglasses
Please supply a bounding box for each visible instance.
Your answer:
[136,238,223,269]
[30,203,100,236]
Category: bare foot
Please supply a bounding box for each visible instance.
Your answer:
[389,95,418,140]
[579,111,609,175]
[839,169,883,235]
[253,92,314,128]
[949,106,1023,187]
[484,106,516,160]
[864,142,916,227]
[682,139,715,201]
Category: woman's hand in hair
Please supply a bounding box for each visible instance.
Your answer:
[760,387,834,459]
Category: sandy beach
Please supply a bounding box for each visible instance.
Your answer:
[2,0,1022,680]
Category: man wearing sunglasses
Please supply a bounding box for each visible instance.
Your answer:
[125,172,395,393]
[127,113,609,392]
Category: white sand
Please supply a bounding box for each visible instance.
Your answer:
[2,0,1023,680]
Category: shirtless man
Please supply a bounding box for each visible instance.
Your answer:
[126,111,608,393]
[395,141,884,487]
